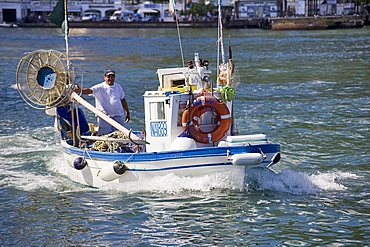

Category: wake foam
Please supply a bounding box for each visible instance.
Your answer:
[2,163,358,195]
[9,83,17,90]
[1,130,358,195]
[0,129,80,192]
[99,170,246,194]
[0,153,92,193]
[0,167,61,191]
[246,168,359,194]
[48,155,358,195]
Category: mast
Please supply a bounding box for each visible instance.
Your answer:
[61,0,76,145]
[218,0,225,65]
[63,0,70,69]
[170,0,185,67]
[175,13,185,67]
[216,0,225,88]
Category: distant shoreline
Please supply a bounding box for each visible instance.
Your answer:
[16,20,259,29]
[14,16,367,30]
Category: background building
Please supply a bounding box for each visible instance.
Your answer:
[0,0,368,23]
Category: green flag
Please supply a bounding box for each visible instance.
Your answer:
[48,0,66,28]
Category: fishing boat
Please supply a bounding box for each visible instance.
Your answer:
[15,0,281,187]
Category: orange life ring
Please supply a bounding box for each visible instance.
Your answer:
[182,95,231,144]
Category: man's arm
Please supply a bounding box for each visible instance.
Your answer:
[74,85,93,95]
[121,98,130,123]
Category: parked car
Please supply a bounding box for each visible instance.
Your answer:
[132,14,143,22]
[81,13,101,21]
[68,15,81,22]
[142,16,159,22]
[109,10,135,22]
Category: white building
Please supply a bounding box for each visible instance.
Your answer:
[235,0,278,19]
[0,0,185,22]
[0,0,361,23]
[0,0,25,22]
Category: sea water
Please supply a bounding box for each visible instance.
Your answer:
[0,27,369,245]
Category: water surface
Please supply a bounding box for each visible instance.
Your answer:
[0,27,369,245]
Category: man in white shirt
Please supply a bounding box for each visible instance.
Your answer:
[74,69,130,135]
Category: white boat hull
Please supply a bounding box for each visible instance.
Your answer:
[62,141,280,187]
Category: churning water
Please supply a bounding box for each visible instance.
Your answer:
[0,27,369,245]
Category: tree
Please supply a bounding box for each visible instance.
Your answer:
[188,0,215,17]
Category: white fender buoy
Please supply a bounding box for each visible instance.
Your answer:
[170,137,197,151]
[217,141,228,147]
[230,153,264,166]
[226,134,267,143]
[98,161,128,182]
[73,157,88,170]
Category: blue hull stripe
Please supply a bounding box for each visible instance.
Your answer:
[127,160,271,172]
[63,143,280,162]
[128,162,233,171]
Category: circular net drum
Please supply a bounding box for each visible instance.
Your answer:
[16,50,75,109]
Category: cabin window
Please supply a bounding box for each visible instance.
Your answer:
[162,72,185,89]
[149,102,165,120]
[172,79,185,87]
[177,100,187,127]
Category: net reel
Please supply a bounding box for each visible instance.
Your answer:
[16,49,75,109]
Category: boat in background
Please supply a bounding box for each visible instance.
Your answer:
[15,0,281,187]
[262,16,364,30]
[0,22,18,28]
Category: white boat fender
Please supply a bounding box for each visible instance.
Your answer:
[73,157,88,170]
[218,141,228,147]
[229,153,264,166]
[226,134,267,143]
[170,137,197,150]
[98,161,128,182]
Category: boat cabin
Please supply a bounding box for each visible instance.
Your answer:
[143,56,232,152]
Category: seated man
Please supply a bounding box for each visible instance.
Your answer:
[56,105,90,140]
